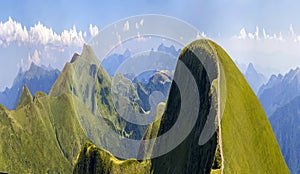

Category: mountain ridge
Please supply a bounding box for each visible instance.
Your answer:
[270,96,300,174]
[258,67,300,116]
[0,62,60,110]
[73,39,289,173]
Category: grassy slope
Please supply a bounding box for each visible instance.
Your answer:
[51,44,147,140]
[0,44,147,173]
[141,39,288,173]
[73,141,151,174]
[208,40,289,173]
[0,91,87,173]
[16,85,33,109]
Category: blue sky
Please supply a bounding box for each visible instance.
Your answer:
[1,0,300,90]
[1,0,299,36]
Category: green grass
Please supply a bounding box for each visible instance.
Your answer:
[0,92,88,173]
[16,85,33,109]
[73,141,151,174]
[210,169,221,174]
[208,40,289,173]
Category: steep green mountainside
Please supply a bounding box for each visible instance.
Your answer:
[0,89,87,173]
[73,39,289,173]
[0,44,134,173]
[209,40,289,173]
[0,43,170,173]
[270,96,300,174]
[16,85,33,108]
[50,44,150,147]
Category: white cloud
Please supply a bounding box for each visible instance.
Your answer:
[60,25,85,46]
[20,49,41,70]
[0,17,29,46]
[219,25,300,77]
[289,24,295,36]
[31,49,41,64]
[0,17,103,90]
[0,17,87,47]
[89,24,99,37]
[135,19,144,30]
[196,32,206,38]
[234,26,289,41]
[238,28,247,39]
[263,28,267,39]
[123,21,130,32]
[135,22,139,29]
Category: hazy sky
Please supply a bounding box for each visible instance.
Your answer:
[1,0,300,90]
[1,0,299,35]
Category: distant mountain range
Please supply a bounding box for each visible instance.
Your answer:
[101,43,180,77]
[101,49,131,76]
[270,96,300,174]
[0,63,60,110]
[234,61,268,94]
[257,67,300,173]
[258,67,300,116]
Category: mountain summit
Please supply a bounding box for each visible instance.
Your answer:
[244,63,267,94]
[16,85,32,108]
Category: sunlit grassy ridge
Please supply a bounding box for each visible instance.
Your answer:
[73,141,151,174]
[208,41,289,173]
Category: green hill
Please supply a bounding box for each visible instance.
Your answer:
[73,39,289,173]
[50,44,150,153]
[0,90,87,173]
[208,40,289,173]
